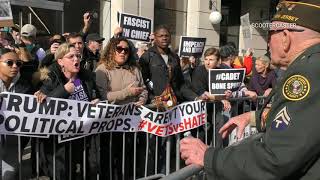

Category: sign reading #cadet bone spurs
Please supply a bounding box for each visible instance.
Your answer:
[209,68,245,95]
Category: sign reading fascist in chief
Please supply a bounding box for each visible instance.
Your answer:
[119,12,152,42]
[209,69,245,95]
[178,36,206,58]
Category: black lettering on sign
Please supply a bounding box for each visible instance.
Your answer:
[65,120,77,134]
[98,121,108,133]
[0,114,4,125]
[77,121,84,133]
[87,104,96,118]
[185,104,193,115]
[104,105,114,119]
[77,103,88,117]
[144,112,154,121]
[106,120,115,130]
[0,93,8,110]
[21,117,31,133]
[114,118,123,130]
[23,96,37,113]
[125,104,135,115]
[48,118,55,133]
[39,118,50,133]
[5,115,20,131]
[97,104,107,119]
[56,100,68,115]
[89,122,100,133]
[7,94,22,112]
[39,99,56,115]
[193,102,201,113]
[123,118,131,131]
[178,105,185,116]
[201,102,206,112]
[112,106,122,118]
[55,119,67,133]
[134,105,142,116]
[32,117,39,133]
[154,114,164,124]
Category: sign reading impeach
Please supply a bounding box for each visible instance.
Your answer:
[209,69,245,95]
[178,36,206,58]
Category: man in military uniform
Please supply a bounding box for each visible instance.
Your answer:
[180,1,320,179]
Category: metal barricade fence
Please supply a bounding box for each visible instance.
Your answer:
[1,96,266,180]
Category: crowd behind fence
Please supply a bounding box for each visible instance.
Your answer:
[0,96,266,180]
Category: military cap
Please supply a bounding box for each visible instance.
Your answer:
[272,0,320,32]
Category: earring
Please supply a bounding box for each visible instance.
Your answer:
[61,65,65,72]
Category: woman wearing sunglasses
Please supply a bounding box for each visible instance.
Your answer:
[95,37,147,179]
[0,48,32,179]
[34,43,101,180]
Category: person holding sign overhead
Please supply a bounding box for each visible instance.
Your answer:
[0,48,32,180]
[34,43,101,180]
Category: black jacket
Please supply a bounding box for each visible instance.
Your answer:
[191,65,209,96]
[40,62,100,100]
[139,46,197,102]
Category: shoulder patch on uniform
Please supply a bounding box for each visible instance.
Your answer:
[282,75,310,101]
[271,106,291,130]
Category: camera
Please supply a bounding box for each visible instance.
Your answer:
[88,11,98,19]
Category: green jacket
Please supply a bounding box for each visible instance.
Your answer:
[204,43,320,180]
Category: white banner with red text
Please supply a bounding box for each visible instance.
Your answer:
[0,92,206,142]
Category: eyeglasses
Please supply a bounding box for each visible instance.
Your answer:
[116,46,129,54]
[268,28,305,41]
[63,54,81,60]
[1,59,23,67]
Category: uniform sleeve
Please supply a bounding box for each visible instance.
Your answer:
[204,56,320,179]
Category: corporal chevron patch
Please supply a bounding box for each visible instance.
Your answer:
[271,106,291,130]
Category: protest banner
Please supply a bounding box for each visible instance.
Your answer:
[119,12,152,42]
[178,36,206,58]
[0,92,207,142]
[209,68,245,95]
[0,0,14,27]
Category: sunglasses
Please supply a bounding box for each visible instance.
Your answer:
[1,59,23,67]
[116,46,129,54]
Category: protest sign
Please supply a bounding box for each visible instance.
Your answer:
[178,36,206,58]
[0,92,207,142]
[0,0,14,27]
[119,12,152,42]
[209,68,245,95]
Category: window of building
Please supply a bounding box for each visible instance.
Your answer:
[219,0,241,48]
[154,0,188,50]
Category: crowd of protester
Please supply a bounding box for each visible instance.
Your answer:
[0,11,284,180]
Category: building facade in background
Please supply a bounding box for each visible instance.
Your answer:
[9,0,279,57]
